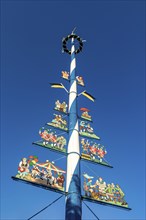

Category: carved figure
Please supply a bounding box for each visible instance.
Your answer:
[62,71,69,80]
[18,158,29,178]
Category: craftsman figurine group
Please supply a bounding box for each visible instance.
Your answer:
[83,173,128,207]
[39,127,66,150]
[81,138,107,162]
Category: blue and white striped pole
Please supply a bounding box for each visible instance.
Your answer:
[65,37,82,220]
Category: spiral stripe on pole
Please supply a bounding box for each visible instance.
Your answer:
[68,82,77,111]
[70,58,76,75]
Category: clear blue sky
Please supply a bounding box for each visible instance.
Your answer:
[1,1,145,219]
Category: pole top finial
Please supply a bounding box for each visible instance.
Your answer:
[71,27,76,34]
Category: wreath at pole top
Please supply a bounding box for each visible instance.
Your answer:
[62,34,83,54]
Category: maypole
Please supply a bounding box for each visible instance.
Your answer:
[65,34,82,220]
[12,29,131,220]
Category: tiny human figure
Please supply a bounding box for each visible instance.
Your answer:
[76,76,85,86]
[105,183,114,201]
[97,145,107,162]
[110,183,116,201]
[56,136,66,149]
[18,158,29,178]
[60,118,67,129]
[59,103,64,112]
[95,177,106,200]
[55,100,61,110]
[39,129,49,140]
[89,143,97,160]
[57,173,65,187]
[39,169,47,180]
[80,121,86,132]
[52,114,61,126]
[114,184,127,205]
[52,114,67,130]
[86,123,93,134]
[62,71,69,80]
[82,111,91,119]
[81,138,89,153]
[39,128,57,146]
[62,102,68,113]
[31,165,41,179]
[84,178,94,197]
[55,100,67,113]
[46,169,56,186]
[83,173,95,197]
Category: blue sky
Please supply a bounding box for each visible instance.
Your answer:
[1,1,145,219]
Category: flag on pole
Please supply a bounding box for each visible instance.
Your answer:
[81,91,95,102]
[50,83,64,89]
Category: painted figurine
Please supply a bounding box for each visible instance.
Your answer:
[97,145,107,162]
[81,139,107,162]
[16,157,66,191]
[114,184,127,205]
[61,102,68,113]
[31,165,41,179]
[57,173,65,187]
[80,108,91,121]
[56,136,67,149]
[83,173,94,197]
[81,138,89,154]
[46,168,56,186]
[52,114,67,129]
[39,128,57,146]
[83,174,128,207]
[82,111,91,120]
[55,100,61,110]
[62,71,69,80]
[18,158,29,178]
[80,121,94,134]
[76,76,85,86]
[89,143,98,160]
[95,177,107,200]
[55,100,68,113]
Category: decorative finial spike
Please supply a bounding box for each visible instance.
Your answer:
[72,27,76,34]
